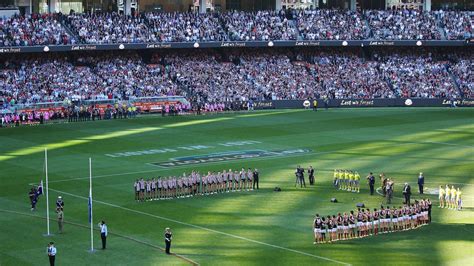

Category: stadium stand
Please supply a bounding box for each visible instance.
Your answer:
[0,48,470,106]
[1,10,472,46]
[0,14,74,46]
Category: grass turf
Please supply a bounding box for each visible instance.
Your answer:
[0,108,473,266]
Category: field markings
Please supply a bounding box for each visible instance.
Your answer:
[46,139,473,184]
[48,150,322,184]
[47,188,351,265]
[0,209,199,265]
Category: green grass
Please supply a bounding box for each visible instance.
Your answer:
[0,108,473,266]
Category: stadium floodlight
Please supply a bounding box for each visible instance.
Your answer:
[342,41,348,46]
[268,41,274,47]
[43,46,50,52]
[194,42,200,48]
[119,44,125,50]
[416,41,423,46]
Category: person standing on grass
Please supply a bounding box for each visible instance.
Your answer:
[57,208,64,234]
[417,172,424,194]
[367,172,375,195]
[386,179,394,204]
[165,228,172,254]
[98,221,108,249]
[403,183,411,205]
[253,169,259,190]
[29,187,38,211]
[56,196,64,212]
[134,179,140,201]
[308,166,315,185]
[47,242,56,266]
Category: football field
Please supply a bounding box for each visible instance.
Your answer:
[0,108,473,266]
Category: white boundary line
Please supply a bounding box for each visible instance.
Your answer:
[48,187,351,266]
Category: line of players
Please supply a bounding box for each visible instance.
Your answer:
[333,169,361,193]
[133,168,259,201]
[439,185,463,210]
[312,199,432,244]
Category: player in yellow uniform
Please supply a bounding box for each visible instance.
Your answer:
[438,186,445,208]
[344,170,350,191]
[444,185,450,209]
[339,170,344,190]
[456,188,462,211]
[354,172,361,193]
[450,185,456,209]
[348,171,354,192]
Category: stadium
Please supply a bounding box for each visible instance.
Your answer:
[0,0,473,265]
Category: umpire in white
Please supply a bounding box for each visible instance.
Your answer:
[98,221,108,249]
[47,242,56,266]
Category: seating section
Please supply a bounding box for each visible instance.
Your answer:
[0,50,469,106]
[1,10,472,46]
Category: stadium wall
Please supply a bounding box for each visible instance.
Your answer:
[0,39,472,54]
[255,99,474,109]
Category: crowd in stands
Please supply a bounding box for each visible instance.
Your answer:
[0,52,179,105]
[0,14,74,46]
[296,9,368,40]
[223,10,297,41]
[146,12,227,42]
[66,13,150,44]
[439,11,473,40]
[2,10,472,47]
[450,59,473,98]
[365,9,441,40]
[376,52,459,98]
[0,49,470,109]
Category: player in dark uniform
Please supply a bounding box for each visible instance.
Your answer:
[29,187,38,211]
[373,208,379,235]
[349,211,356,239]
[313,214,322,244]
[356,209,364,238]
[343,213,350,240]
[327,215,334,242]
[336,213,343,240]
[56,196,64,211]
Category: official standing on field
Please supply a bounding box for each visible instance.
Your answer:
[253,169,259,190]
[295,166,306,188]
[57,208,64,234]
[165,228,172,254]
[418,172,424,194]
[367,172,375,195]
[403,183,411,205]
[47,242,56,266]
[98,221,108,249]
[308,166,315,185]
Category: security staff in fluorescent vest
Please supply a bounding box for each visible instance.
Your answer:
[47,242,56,266]
[98,221,108,249]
